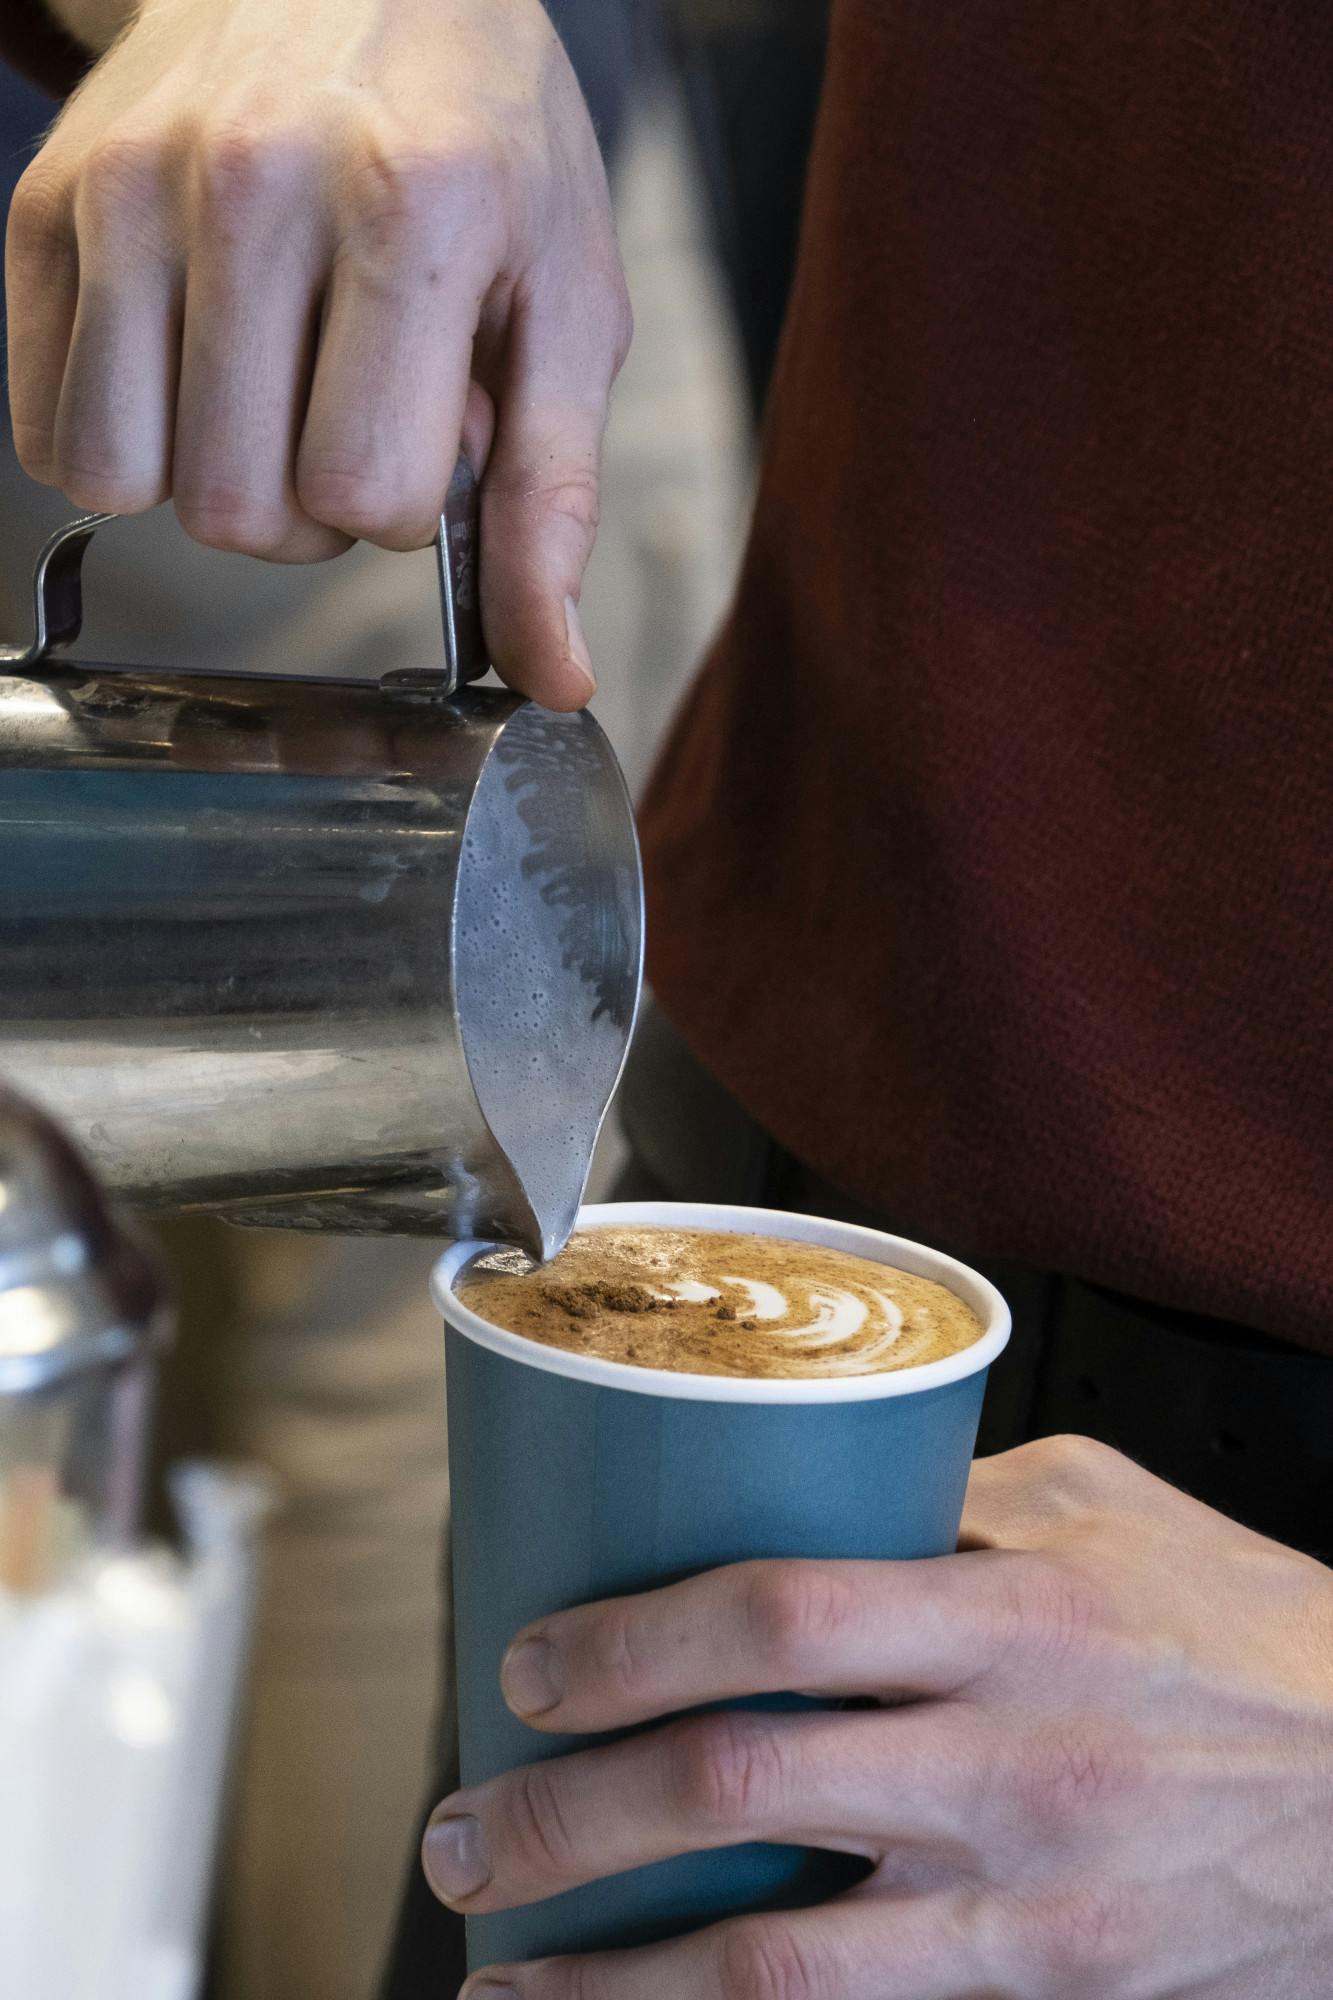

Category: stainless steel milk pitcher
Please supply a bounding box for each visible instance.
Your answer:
[0,465,643,1260]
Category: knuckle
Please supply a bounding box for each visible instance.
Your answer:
[1013,1721,1134,1837]
[295,453,430,547]
[353,520,436,554]
[553,1959,616,2000]
[1013,1885,1137,1996]
[717,1918,834,2000]
[537,471,601,546]
[343,133,499,259]
[9,162,71,253]
[586,1602,649,1704]
[668,1714,787,1831]
[193,121,301,232]
[1031,1433,1131,1495]
[174,489,294,557]
[504,1760,579,1883]
[742,1562,860,1674]
[10,422,58,486]
[1030,1555,1103,1665]
[59,464,163,516]
[489,452,602,551]
[548,472,601,541]
[78,135,168,236]
[995,1550,1103,1672]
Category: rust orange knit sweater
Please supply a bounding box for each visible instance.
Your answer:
[639,1,1333,1350]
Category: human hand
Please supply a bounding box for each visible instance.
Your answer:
[424,1436,1333,1997]
[6,0,631,707]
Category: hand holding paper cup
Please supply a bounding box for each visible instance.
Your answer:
[434,1202,1011,1971]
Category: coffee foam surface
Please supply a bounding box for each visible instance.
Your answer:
[457,1226,984,1379]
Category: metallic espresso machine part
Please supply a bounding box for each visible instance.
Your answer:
[0,468,643,1260]
[0,1083,169,1578]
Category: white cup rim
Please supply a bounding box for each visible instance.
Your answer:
[432,1201,1011,1405]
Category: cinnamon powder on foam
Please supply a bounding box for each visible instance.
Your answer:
[457,1226,984,1379]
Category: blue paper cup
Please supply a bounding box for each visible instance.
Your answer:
[434,1201,1010,1972]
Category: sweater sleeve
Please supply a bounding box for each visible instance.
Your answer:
[0,0,92,102]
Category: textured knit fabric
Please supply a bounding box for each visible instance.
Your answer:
[640,0,1333,1351]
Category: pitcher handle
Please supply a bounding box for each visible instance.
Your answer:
[0,454,490,698]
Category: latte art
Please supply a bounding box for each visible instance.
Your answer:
[654,1273,907,1370]
[458,1226,984,1379]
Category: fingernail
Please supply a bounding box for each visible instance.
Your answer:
[501,1636,563,1717]
[460,1979,520,2000]
[422,1814,492,1904]
[564,595,596,692]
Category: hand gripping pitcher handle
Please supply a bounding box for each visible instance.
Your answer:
[0,454,490,697]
